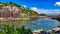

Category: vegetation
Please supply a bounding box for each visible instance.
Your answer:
[0,24,32,34]
[0,2,39,16]
[38,13,46,16]
[56,15,60,21]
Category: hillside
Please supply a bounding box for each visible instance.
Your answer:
[0,2,39,16]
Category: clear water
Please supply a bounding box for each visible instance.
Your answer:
[15,18,59,31]
[0,18,59,31]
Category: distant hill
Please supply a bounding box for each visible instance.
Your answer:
[56,15,60,21]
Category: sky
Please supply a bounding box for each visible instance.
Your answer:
[0,0,60,15]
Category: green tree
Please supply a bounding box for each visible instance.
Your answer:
[0,24,32,34]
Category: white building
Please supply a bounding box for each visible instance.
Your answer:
[12,6,19,11]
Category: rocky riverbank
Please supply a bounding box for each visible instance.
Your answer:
[0,18,30,21]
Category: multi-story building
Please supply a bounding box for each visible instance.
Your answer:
[0,5,21,18]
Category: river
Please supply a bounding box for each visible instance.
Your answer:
[0,18,59,31]
[15,18,59,31]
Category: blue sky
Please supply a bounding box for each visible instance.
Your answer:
[0,0,60,14]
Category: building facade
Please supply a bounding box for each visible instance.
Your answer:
[0,5,21,18]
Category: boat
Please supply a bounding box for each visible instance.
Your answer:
[52,28,60,32]
[31,22,35,25]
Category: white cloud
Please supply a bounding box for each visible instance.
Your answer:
[31,7,50,14]
[31,7,37,11]
[31,7,42,14]
[21,5,27,7]
[55,2,60,6]
[31,7,60,15]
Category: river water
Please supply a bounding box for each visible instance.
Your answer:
[14,18,59,31]
[0,18,59,31]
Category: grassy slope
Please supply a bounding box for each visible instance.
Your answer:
[0,2,39,16]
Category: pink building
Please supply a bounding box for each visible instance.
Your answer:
[12,11,20,18]
[0,9,21,18]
